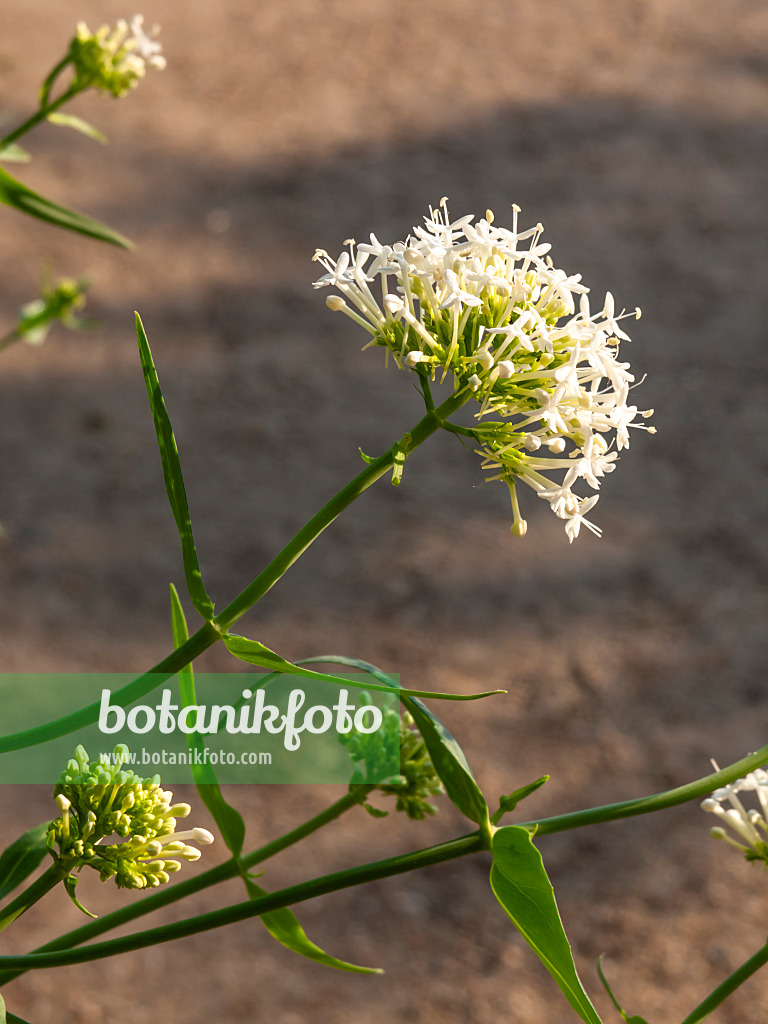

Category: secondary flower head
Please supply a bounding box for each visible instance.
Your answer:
[314,200,653,540]
[69,15,166,97]
[701,766,768,867]
[15,277,88,347]
[48,745,213,889]
[340,705,444,820]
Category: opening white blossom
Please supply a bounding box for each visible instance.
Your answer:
[701,765,768,866]
[314,200,653,540]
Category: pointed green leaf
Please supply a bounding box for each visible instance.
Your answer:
[244,875,381,974]
[170,584,244,858]
[490,826,604,1024]
[596,957,649,1024]
[0,993,5,1024]
[63,875,97,919]
[0,165,132,248]
[7,1012,32,1024]
[47,112,107,145]
[137,314,214,621]
[491,776,550,825]
[222,635,502,702]
[0,143,31,164]
[170,597,374,972]
[400,696,489,826]
[0,823,50,903]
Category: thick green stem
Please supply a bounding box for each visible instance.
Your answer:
[0,88,79,150]
[519,744,768,836]
[0,391,469,754]
[213,391,467,631]
[0,786,374,986]
[0,862,68,934]
[0,832,484,972]
[680,941,768,1024]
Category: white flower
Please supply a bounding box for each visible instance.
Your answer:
[314,200,652,539]
[702,765,768,865]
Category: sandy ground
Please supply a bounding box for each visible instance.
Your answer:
[0,0,768,1021]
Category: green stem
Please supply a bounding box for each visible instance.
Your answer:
[213,391,468,631]
[519,745,768,836]
[0,786,373,986]
[0,862,68,934]
[0,832,484,972]
[0,391,469,754]
[680,941,768,1024]
[0,88,79,150]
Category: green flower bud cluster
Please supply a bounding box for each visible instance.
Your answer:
[16,277,87,346]
[48,745,213,890]
[68,16,166,99]
[341,706,444,820]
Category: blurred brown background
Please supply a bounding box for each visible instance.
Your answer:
[1,0,767,1021]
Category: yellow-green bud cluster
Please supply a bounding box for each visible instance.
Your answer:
[341,707,444,820]
[48,745,213,890]
[16,277,87,346]
[68,16,165,98]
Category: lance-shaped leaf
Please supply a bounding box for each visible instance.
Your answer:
[400,696,489,826]
[171,592,376,973]
[243,875,381,975]
[597,957,649,1024]
[47,112,107,145]
[170,584,244,857]
[137,314,214,621]
[490,826,604,1024]
[222,634,502,702]
[0,143,31,164]
[491,776,550,825]
[0,165,131,247]
[0,823,49,903]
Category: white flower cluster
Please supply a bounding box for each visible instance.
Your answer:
[702,767,768,865]
[72,15,166,97]
[313,200,653,540]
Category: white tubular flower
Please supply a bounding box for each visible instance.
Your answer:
[702,765,768,866]
[314,200,652,540]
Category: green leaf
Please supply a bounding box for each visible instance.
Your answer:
[400,696,489,826]
[7,1013,32,1024]
[491,776,550,825]
[0,143,31,164]
[0,165,132,248]
[222,635,503,702]
[596,956,649,1024]
[136,314,214,621]
[490,826,604,1024]
[167,600,382,979]
[63,875,97,919]
[0,824,50,903]
[170,584,245,858]
[47,112,107,145]
[244,875,381,974]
